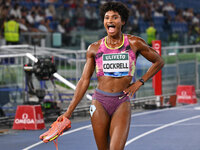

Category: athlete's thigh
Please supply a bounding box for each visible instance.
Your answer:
[90,100,111,150]
[109,101,131,150]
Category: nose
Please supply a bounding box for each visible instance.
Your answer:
[107,17,113,23]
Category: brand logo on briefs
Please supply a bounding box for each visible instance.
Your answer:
[102,53,129,72]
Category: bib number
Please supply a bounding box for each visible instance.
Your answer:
[102,53,129,73]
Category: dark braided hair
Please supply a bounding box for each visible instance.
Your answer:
[100,1,130,25]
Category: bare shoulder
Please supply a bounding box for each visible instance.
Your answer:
[127,34,162,63]
[127,34,146,45]
[87,39,102,57]
[127,34,148,52]
[88,39,101,52]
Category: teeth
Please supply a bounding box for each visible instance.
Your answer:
[108,25,115,28]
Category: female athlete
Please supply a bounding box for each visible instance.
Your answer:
[58,2,164,150]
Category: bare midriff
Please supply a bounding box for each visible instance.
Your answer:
[97,76,132,93]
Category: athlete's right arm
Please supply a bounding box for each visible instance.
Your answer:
[57,43,98,121]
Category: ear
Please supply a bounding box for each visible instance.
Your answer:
[122,21,125,26]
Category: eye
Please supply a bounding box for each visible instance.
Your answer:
[104,16,109,20]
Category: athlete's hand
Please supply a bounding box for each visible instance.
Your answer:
[57,115,64,122]
[123,80,143,97]
[57,113,71,122]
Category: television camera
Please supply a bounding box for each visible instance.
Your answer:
[24,56,60,116]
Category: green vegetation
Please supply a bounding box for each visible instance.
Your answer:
[55,80,74,89]
[163,55,177,64]
[55,80,95,90]
[196,53,200,62]
[0,65,22,86]
[177,53,196,61]
[57,65,76,70]
[163,53,198,64]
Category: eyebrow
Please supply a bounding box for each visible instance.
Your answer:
[105,14,120,17]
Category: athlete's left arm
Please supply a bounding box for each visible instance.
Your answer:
[124,36,164,97]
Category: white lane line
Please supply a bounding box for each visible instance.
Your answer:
[23,104,199,149]
[125,115,200,147]
[131,108,171,117]
[194,107,200,110]
[22,141,43,150]
[131,103,199,117]
[22,125,91,150]
[131,123,200,127]
[62,124,91,135]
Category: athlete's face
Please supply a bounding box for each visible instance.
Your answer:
[104,11,125,36]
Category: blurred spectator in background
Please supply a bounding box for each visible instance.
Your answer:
[183,8,194,22]
[85,5,98,30]
[67,0,78,9]
[34,5,43,15]
[18,17,30,44]
[0,5,10,38]
[163,11,172,33]
[57,18,72,45]
[175,9,186,23]
[38,18,53,33]
[140,0,152,21]
[10,3,21,19]
[146,22,156,46]
[32,0,40,4]
[20,7,39,32]
[153,8,164,17]
[1,0,11,7]
[45,0,58,3]
[35,10,45,23]
[0,0,199,47]
[130,2,140,19]
[162,2,175,12]
[57,19,66,34]
[189,22,200,44]
[57,18,73,34]
[192,13,200,25]
[21,7,28,19]
[75,3,85,30]
[195,23,200,43]
[45,4,56,21]
[26,11,36,25]
[55,5,68,20]
[19,17,29,32]
[4,15,20,45]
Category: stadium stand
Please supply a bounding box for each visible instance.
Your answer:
[0,0,199,48]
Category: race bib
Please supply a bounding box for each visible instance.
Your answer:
[102,53,129,76]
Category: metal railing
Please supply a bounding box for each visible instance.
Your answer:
[0,44,200,117]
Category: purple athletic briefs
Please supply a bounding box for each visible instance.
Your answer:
[92,88,130,116]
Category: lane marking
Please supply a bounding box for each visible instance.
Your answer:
[22,125,91,150]
[131,123,200,127]
[23,103,199,149]
[131,103,199,117]
[125,115,200,146]
[22,141,43,150]
[194,107,200,110]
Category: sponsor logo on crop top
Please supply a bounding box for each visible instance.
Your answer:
[103,53,129,76]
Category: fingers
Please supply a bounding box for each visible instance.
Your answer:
[123,88,135,97]
[57,114,71,122]
[57,115,63,122]
[123,83,140,97]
